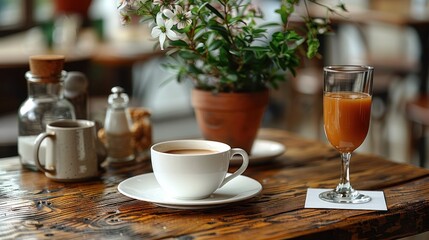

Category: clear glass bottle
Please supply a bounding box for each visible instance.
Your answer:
[18,55,76,171]
[104,86,135,163]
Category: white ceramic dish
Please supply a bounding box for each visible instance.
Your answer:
[118,173,262,209]
[232,139,285,164]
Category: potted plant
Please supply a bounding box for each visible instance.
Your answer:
[117,0,344,152]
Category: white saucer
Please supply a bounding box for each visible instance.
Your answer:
[118,173,262,209]
[232,139,285,164]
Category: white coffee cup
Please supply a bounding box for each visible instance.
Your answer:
[34,119,99,182]
[151,139,249,200]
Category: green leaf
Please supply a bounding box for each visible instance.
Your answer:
[169,40,189,48]
[208,25,231,43]
[275,5,288,24]
[188,64,204,75]
[196,2,209,14]
[208,40,223,51]
[306,38,320,58]
[178,50,198,60]
[193,27,208,41]
[226,74,238,82]
[258,22,281,29]
[243,46,270,53]
[229,49,240,56]
[219,47,229,65]
[285,30,302,41]
[205,3,224,20]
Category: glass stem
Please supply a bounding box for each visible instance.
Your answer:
[336,152,354,194]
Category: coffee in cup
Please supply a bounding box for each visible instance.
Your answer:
[164,149,216,154]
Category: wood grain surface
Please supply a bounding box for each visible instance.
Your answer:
[1,128,429,239]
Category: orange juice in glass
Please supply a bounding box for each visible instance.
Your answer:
[324,92,372,153]
[320,65,374,204]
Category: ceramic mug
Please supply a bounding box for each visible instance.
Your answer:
[34,119,99,182]
[151,139,249,200]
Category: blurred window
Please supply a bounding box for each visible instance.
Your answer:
[0,0,25,29]
[0,0,53,37]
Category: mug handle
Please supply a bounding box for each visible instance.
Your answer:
[34,132,55,174]
[219,148,249,188]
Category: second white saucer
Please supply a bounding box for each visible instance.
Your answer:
[232,139,285,164]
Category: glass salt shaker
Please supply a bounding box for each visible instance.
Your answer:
[104,86,135,162]
[18,55,76,171]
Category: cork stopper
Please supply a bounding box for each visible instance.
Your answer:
[28,55,65,82]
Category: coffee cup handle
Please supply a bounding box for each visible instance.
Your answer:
[219,148,249,188]
[34,132,55,174]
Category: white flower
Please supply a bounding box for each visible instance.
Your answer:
[153,0,174,11]
[119,13,132,25]
[151,13,180,50]
[162,8,178,24]
[117,0,141,11]
[117,0,143,25]
[163,5,192,29]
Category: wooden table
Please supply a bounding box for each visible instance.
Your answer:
[1,128,429,239]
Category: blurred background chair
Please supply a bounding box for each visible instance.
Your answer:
[406,95,429,168]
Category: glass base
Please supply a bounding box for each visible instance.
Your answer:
[319,189,371,204]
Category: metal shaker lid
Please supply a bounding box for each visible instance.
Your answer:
[108,86,129,109]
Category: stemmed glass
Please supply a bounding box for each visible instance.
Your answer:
[319,65,374,204]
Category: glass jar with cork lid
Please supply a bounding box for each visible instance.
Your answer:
[18,55,76,171]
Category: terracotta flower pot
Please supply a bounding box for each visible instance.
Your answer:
[54,0,93,16]
[191,89,269,153]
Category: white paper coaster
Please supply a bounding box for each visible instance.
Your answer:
[305,188,387,211]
